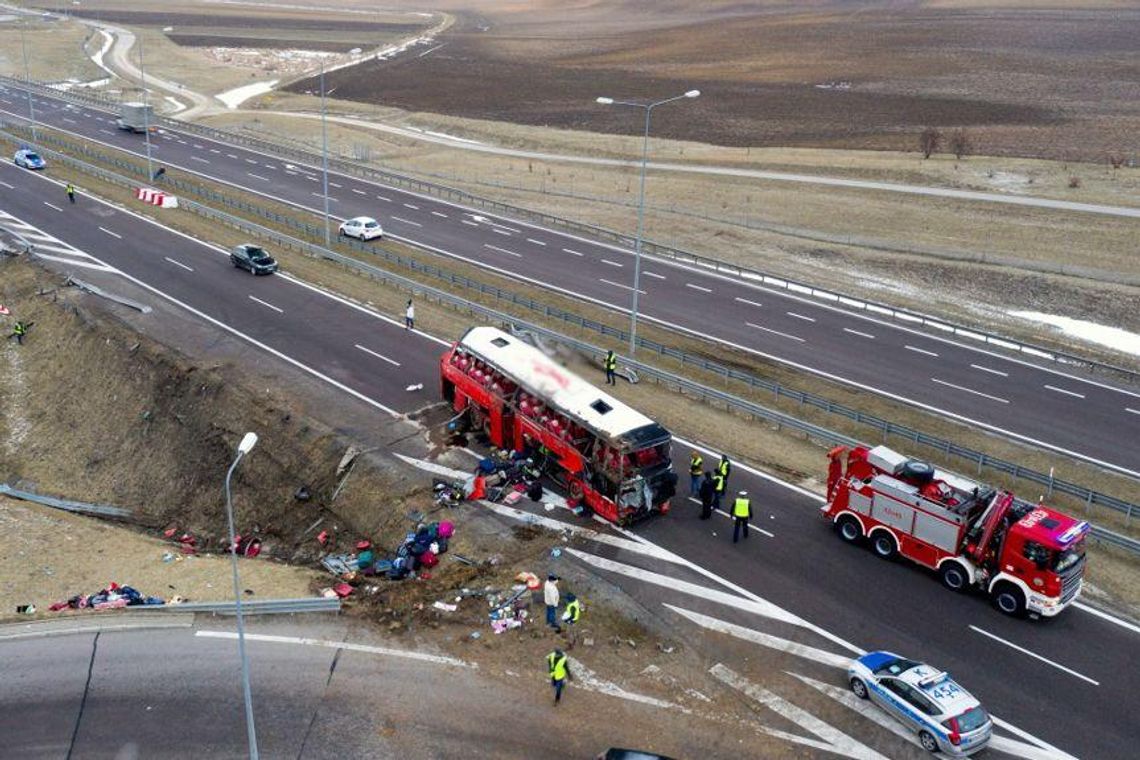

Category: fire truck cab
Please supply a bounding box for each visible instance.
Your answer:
[824,445,1088,617]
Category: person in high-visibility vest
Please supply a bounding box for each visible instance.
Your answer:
[711,471,726,513]
[689,450,703,496]
[604,350,617,385]
[546,648,571,704]
[8,320,31,345]
[717,455,732,491]
[732,490,752,544]
[561,593,582,647]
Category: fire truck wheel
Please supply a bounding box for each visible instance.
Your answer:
[837,516,862,543]
[992,584,1027,617]
[870,531,897,560]
[849,677,869,700]
[939,562,969,592]
[919,731,939,753]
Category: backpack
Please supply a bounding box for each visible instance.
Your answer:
[418,550,439,568]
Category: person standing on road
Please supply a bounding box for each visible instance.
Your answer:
[544,574,561,633]
[604,350,617,386]
[405,299,415,330]
[66,183,76,204]
[711,470,726,514]
[732,490,752,544]
[546,648,570,705]
[717,455,732,492]
[699,470,716,519]
[688,450,703,496]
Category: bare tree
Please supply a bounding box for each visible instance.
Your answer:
[949,129,972,160]
[919,127,942,159]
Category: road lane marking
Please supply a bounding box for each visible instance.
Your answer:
[0,181,13,189]
[968,626,1099,686]
[248,173,271,181]
[196,631,473,668]
[310,192,338,202]
[492,228,511,236]
[284,170,297,175]
[209,148,221,154]
[787,311,815,322]
[98,226,121,239]
[710,664,889,760]
[190,156,210,164]
[43,202,63,212]
[686,283,712,293]
[485,244,522,258]
[306,176,319,182]
[746,322,805,342]
[667,607,850,668]
[643,271,666,280]
[971,363,1009,377]
[843,327,875,339]
[226,153,238,159]
[734,296,762,308]
[355,343,401,366]
[599,278,646,294]
[931,378,1009,403]
[1045,384,1085,399]
[433,211,449,218]
[391,216,422,227]
[62,117,76,123]
[1074,601,1140,636]
[244,158,257,164]
[1127,408,1140,416]
[248,295,283,313]
[563,248,585,257]
[329,182,342,188]
[904,345,939,357]
[99,129,113,135]
[265,164,277,170]
[351,188,367,195]
[164,257,193,272]
[377,195,391,202]
[193,144,203,149]
[601,259,623,267]
[461,219,478,226]
[402,202,419,210]
[526,237,545,245]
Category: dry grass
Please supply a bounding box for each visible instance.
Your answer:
[0,17,104,83]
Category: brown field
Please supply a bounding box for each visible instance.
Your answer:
[280,0,1140,161]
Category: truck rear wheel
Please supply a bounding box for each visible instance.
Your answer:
[837,516,862,544]
[939,562,969,592]
[992,584,1026,617]
[871,531,897,560]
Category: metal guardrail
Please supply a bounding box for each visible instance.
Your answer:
[138,598,341,615]
[0,483,139,520]
[4,75,1137,383]
[1089,525,1140,554]
[5,125,1138,553]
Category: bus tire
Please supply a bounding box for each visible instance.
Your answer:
[837,516,862,544]
[992,583,1026,617]
[870,531,897,560]
[939,562,969,593]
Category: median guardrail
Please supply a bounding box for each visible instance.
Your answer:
[5,125,1138,553]
[4,75,1136,384]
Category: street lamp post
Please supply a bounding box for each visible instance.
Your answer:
[595,90,700,357]
[19,18,38,142]
[319,62,332,247]
[224,432,260,760]
[137,31,154,181]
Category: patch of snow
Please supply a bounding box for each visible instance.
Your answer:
[423,129,483,146]
[982,171,1031,194]
[48,78,112,91]
[1009,310,1140,358]
[215,79,278,109]
[813,80,852,90]
[164,95,186,113]
[89,29,115,78]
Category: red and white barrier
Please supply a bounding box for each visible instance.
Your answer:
[135,187,178,209]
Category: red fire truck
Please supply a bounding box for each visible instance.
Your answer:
[440,326,677,524]
[824,444,1088,617]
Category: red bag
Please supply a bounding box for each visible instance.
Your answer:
[418,550,439,568]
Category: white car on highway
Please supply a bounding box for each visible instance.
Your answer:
[338,216,383,241]
[848,651,992,755]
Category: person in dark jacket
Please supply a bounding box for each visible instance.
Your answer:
[698,470,716,519]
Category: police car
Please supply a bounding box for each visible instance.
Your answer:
[848,652,992,755]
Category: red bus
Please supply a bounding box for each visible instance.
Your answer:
[440,326,677,524]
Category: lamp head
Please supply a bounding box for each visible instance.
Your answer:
[684,89,701,98]
[238,432,259,456]
[595,97,614,105]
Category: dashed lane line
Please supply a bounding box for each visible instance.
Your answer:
[377,195,391,202]
[599,278,646,294]
[354,343,401,367]
[402,202,419,210]
[686,283,713,293]
[968,626,1099,686]
[42,202,63,212]
[787,312,816,322]
[248,173,271,182]
[461,219,478,226]
[931,378,1010,404]
[485,244,522,258]
[563,247,585,257]
[164,257,194,272]
[746,322,805,343]
[433,211,449,218]
[1044,385,1086,399]
[971,363,1009,377]
[492,228,511,236]
[601,259,624,268]
[643,271,666,280]
[191,156,210,164]
[98,226,121,239]
[905,345,939,357]
[526,237,546,245]
[351,188,367,195]
[248,295,283,313]
[843,327,875,339]
[390,216,422,227]
[734,296,762,308]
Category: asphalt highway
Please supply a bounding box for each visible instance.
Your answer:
[2,84,1139,477]
[2,162,1136,758]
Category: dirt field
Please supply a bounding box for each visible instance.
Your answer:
[0,16,104,83]
[281,0,1140,162]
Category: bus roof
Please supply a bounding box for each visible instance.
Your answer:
[457,326,660,442]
